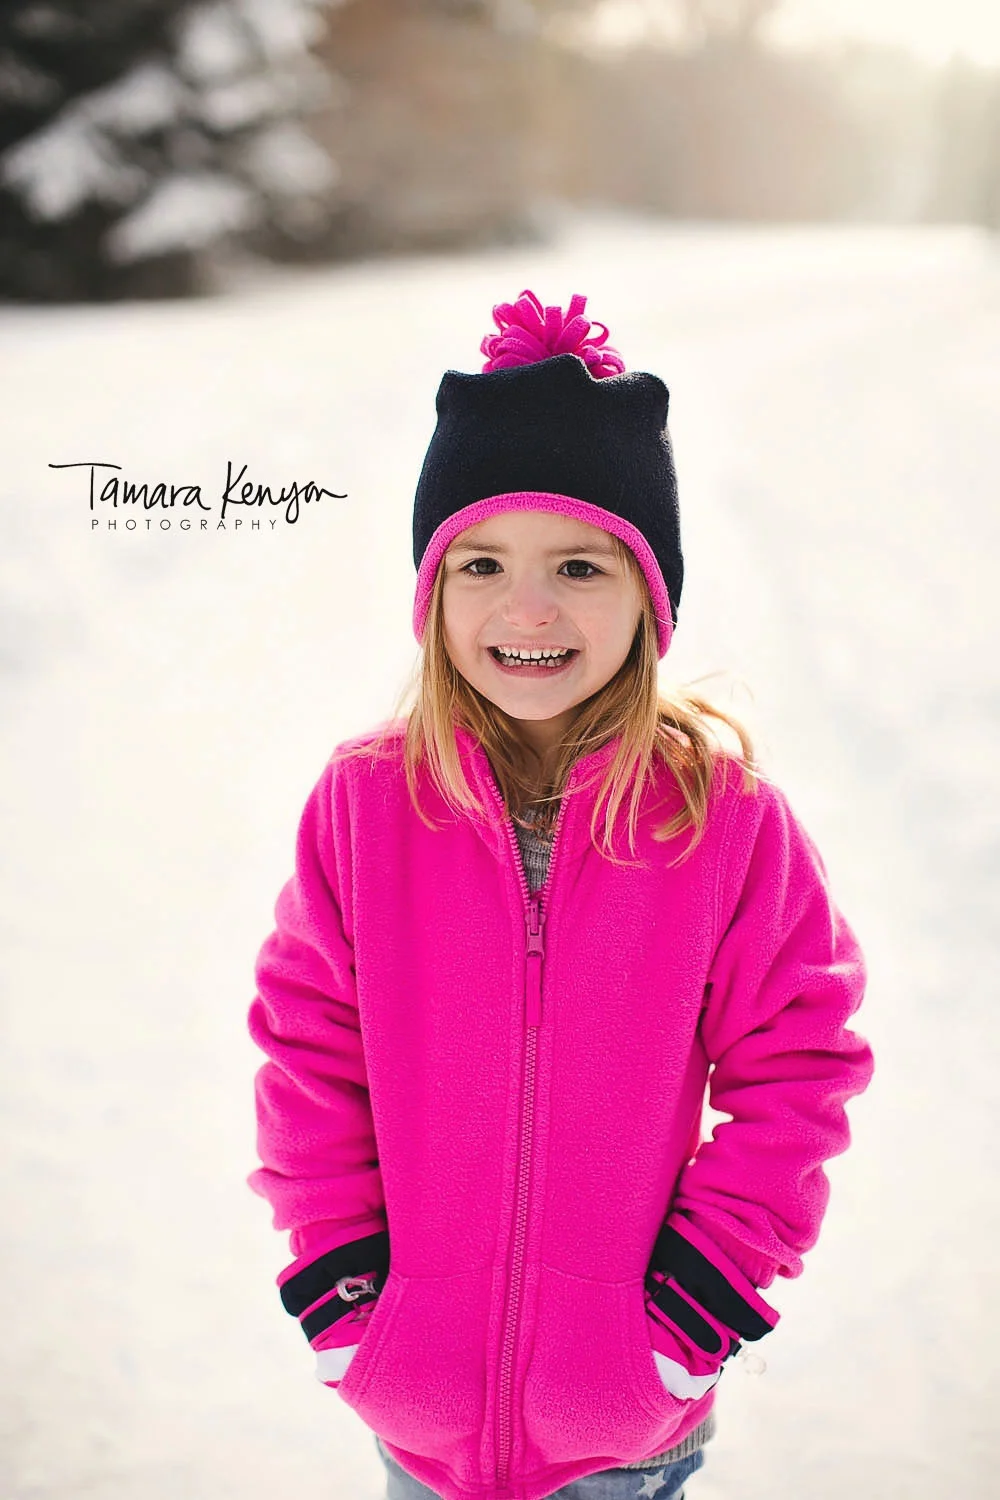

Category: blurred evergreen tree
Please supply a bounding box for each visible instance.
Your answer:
[0,0,344,301]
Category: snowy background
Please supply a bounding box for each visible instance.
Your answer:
[1,212,998,1499]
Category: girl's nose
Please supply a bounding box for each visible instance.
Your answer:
[500,575,559,628]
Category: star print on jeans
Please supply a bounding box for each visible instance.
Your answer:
[636,1469,674,1498]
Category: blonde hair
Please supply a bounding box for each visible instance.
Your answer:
[333,533,763,869]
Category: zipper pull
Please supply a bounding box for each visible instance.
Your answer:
[524,898,546,1028]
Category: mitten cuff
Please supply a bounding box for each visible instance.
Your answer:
[283,1217,388,1271]
[661,1212,779,1334]
[646,1212,779,1356]
[277,1228,390,1343]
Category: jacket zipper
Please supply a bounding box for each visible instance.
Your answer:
[492,791,570,1494]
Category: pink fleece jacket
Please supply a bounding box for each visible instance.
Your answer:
[247,720,874,1500]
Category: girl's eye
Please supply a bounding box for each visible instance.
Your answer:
[458,558,602,580]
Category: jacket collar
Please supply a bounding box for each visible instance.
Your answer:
[451,721,638,865]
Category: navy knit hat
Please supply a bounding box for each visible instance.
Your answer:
[412,290,683,658]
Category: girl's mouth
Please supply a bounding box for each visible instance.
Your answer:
[488,647,579,678]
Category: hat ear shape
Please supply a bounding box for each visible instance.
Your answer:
[480,289,626,380]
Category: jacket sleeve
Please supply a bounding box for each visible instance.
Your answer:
[246,755,389,1343]
[649,774,874,1345]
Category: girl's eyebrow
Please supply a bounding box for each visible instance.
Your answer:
[447,540,617,558]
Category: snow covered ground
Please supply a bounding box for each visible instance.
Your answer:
[1,212,998,1500]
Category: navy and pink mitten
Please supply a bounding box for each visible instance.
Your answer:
[277,1229,390,1388]
[644,1212,780,1398]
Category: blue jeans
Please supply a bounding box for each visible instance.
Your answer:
[374,1435,706,1500]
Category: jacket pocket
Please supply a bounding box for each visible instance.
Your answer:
[335,1265,491,1469]
[520,1265,693,1468]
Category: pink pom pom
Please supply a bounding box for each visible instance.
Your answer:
[480,289,625,379]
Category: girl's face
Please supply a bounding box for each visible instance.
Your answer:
[441,509,643,761]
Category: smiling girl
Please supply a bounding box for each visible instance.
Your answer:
[246,290,874,1500]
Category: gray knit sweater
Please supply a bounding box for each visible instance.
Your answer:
[512,810,716,1467]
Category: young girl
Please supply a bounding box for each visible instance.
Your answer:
[246,290,875,1500]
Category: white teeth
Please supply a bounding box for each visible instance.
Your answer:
[494,647,572,664]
